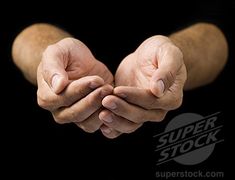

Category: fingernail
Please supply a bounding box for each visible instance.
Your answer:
[102,128,112,134]
[157,80,165,96]
[52,74,61,92]
[102,114,113,123]
[104,101,117,110]
[89,81,101,89]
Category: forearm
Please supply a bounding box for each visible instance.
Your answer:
[12,23,71,85]
[169,23,228,90]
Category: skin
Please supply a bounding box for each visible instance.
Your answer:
[12,23,228,138]
[100,36,187,138]
[37,38,113,132]
[12,24,71,84]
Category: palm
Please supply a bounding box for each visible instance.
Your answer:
[115,53,155,88]
[59,38,113,84]
[66,55,113,84]
[115,36,187,95]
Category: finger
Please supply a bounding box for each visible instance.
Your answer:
[114,86,183,110]
[102,95,167,123]
[61,76,104,107]
[52,85,113,124]
[75,108,103,133]
[150,43,183,97]
[41,44,69,94]
[99,109,142,133]
[100,124,122,139]
[37,76,104,111]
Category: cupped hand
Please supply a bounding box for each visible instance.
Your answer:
[99,36,187,138]
[37,37,113,133]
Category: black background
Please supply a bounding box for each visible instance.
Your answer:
[1,0,234,179]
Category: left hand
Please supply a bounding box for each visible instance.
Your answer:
[99,35,187,138]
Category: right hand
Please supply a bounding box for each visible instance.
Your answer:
[37,38,113,133]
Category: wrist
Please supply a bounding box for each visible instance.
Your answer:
[12,23,71,85]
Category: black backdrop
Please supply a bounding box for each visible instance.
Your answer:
[1,1,234,179]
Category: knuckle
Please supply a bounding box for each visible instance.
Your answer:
[171,93,183,109]
[53,108,77,124]
[52,112,67,124]
[37,91,50,109]
[37,97,48,109]
[37,89,58,110]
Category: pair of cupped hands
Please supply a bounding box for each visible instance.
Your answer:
[37,35,187,139]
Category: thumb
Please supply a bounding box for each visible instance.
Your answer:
[50,73,68,94]
[41,46,69,94]
[150,43,183,97]
[150,69,175,98]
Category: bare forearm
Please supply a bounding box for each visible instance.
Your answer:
[12,23,71,85]
[169,23,228,90]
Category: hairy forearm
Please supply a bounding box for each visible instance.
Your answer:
[12,23,71,85]
[169,23,228,90]
[12,23,228,89]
